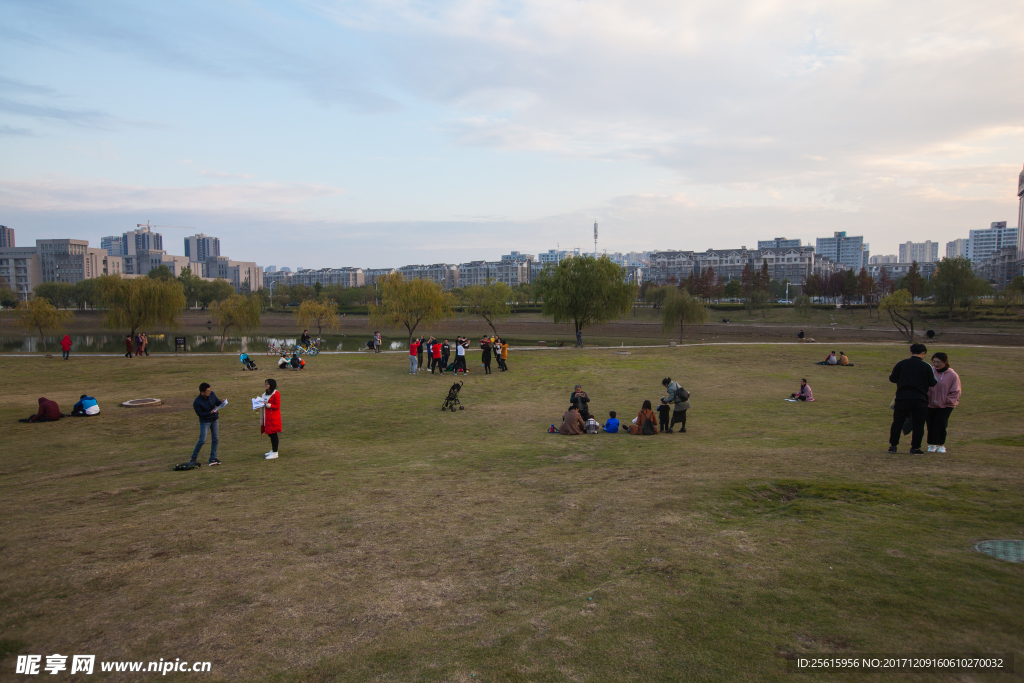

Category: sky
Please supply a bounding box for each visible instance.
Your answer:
[2,0,1023,269]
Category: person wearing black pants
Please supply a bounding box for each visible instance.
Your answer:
[888,343,937,454]
[926,352,961,453]
[441,340,450,371]
[481,339,492,374]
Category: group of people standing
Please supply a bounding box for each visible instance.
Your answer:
[405,336,508,376]
[558,378,691,435]
[479,337,508,374]
[124,332,150,358]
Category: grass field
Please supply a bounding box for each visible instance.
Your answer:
[1,344,1022,682]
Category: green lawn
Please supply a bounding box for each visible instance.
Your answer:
[0,344,1022,682]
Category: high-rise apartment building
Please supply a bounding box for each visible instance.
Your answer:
[100,235,128,256]
[898,241,938,263]
[1017,165,1024,263]
[36,239,107,285]
[0,225,13,248]
[184,233,220,263]
[757,237,802,249]
[969,221,1017,265]
[869,255,898,265]
[815,232,868,270]
[946,238,969,259]
[0,246,39,300]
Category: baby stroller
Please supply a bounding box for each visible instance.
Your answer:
[441,380,465,412]
[240,352,258,371]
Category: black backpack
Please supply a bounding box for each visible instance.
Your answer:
[641,414,657,435]
[173,462,198,471]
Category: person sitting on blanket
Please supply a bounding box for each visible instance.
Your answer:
[790,379,814,401]
[838,351,852,366]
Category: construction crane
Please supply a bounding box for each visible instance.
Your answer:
[135,221,195,230]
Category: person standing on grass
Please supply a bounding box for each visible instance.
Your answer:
[124,334,133,358]
[576,329,583,348]
[60,335,72,361]
[926,352,961,454]
[888,343,937,454]
[190,382,222,467]
[480,338,492,374]
[135,333,144,357]
[408,337,420,374]
[498,339,509,371]
[441,339,451,370]
[431,337,443,374]
[373,331,381,353]
[661,377,690,433]
[454,337,468,374]
[416,336,425,372]
[260,378,282,459]
[569,385,591,421]
[142,332,150,356]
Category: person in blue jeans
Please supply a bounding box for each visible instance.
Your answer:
[602,411,620,433]
[191,382,222,466]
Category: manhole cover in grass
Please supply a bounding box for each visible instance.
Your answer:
[121,398,163,408]
[974,540,1024,562]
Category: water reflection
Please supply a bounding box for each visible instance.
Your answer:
[0,334,410,354]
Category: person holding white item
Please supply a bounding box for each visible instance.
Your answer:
[257,378,282,459]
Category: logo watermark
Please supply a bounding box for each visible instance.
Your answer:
[16,655,212,675]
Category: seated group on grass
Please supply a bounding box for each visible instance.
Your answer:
[558,378,690,436]
[18,395,99,422]
[817,350,852,366]
[278,352,305,370]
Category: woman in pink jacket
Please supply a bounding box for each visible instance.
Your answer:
[926,352,960,453]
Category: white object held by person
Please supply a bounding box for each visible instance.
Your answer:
[252,397,266,410]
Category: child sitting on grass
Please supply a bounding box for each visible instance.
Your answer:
[603,411,620,433]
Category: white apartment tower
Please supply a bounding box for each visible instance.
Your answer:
[898,241,938,263]
[185,233,221,263]
[969,221,1017,265]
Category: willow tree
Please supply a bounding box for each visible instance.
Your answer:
[462,281,513,336]
[879,289,915,341]
[533,255,635,338]
[211,294,263,351]
[98,275,187,341]
[662,288,708,342]
[16,297,72,353]
[369,273,453,344]
[295,299,340,338]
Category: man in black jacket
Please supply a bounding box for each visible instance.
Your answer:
[888,343,937,454]
[190,382,222,466]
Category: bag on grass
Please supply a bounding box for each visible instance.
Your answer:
[173,462,198,471]
[585,418,600,434]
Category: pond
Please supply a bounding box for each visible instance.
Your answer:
[0,334,405,354]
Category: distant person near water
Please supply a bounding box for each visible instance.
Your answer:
[60,335,71,360]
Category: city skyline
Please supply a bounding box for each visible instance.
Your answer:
[2,1,1023,268]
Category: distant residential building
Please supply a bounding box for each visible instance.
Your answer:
[184,233,220,263]
[0,225,14,248]
[868,261,938,282]
[815,232,868,270]
[279,267,291,273]
[397,264,459,289]
[975,246,1018,289]
[644,247,821,286]
[606,251,649,268]
[501,251,536,263]
[264,265,277,273]
[1017,164,1024,268]
[100,235,128,256]
[969,222,1017,266]
[363,268,396,286]
[36,239,107,285]
[946,239,969,259]
[757,237,802,249]
[538,248,579,264]
[869,254,898,265]
[290,268,365,289]
[0,246,40,300]
[159,254,193,277]
[202,256,263,293]
[457,260,530,288]
[898,241,939,263]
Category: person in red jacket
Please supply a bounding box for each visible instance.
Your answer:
[20,397,63,423]
[124,335,133,358]
[260,378,282,460]
[408,337,420,374]
[60,335,72,361]
[431,337,443,374]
